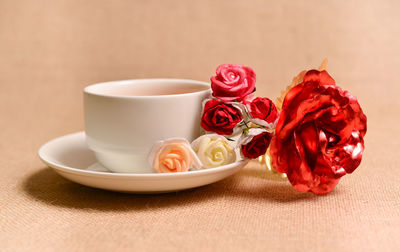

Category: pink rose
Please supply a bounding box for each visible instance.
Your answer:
[211,64,256,102]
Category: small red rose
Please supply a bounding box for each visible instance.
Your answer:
[241,131,273,159]
[211,64,256,102]
[244,97,278,125]
[270,69,367,194]
[201,99,242,135]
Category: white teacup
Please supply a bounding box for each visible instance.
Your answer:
[84,79,211,173]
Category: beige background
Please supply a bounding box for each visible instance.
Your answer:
[1,0,399,251]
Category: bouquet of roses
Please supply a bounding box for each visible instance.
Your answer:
[148,62,367,194]
[200,64,278,160]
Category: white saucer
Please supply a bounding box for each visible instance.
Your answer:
[38,132,249,193]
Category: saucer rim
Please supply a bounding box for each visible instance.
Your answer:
[38,131,249,179]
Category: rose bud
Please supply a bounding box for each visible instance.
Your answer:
[243,96,278,128]
[238,128,273,159]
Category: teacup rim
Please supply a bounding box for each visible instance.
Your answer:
[84,78,211,99]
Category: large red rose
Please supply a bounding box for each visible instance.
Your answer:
[244,97,278,125]
[201,99,242,135]
[270,70,367,194]
[241,130,273,159]
[211,64,256,102]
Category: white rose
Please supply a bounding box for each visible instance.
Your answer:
[191,134,237,168]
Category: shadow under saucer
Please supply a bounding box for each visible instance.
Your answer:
[22,165,326,212]
[22,167,228,212]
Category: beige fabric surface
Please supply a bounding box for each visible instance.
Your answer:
[1,0,399,251]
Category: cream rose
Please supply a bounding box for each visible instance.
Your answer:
[191,134,237,168]
[148,138,201,173]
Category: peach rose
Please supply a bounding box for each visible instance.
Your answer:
[148,138,201,173]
